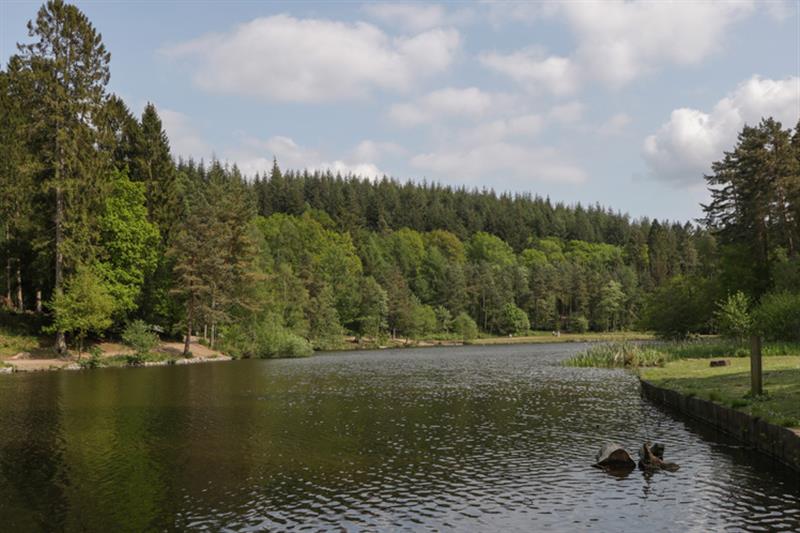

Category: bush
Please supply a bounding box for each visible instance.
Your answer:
[753,291,800,341]
[566,315,589,333]
[498,303,530,335]
[222,315,313,358]
[453,312,479,341]
[122,320,159,356]
[714,291,752,341]
[639,275,717,339]
[78,346,103,369]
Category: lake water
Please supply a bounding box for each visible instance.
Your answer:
[0,343,798,531]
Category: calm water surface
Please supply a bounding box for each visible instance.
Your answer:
[0,343,798,531]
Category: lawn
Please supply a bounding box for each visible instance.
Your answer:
[640,356,800,429]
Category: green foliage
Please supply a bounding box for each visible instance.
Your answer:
[410,301,438,338]
[452,312,479,341]
[47,266,117,354]
[96,171,160,316]
[121,320,159,356]
[78,346,103,369]
[640,275,717,339]
[468,232,516,267]
[565,342,668,368]
[308,285,345,350]
[222,314,313,358]
[753,291,800,342]
[566,315,589,333]
[714,291,752,341]
[498,303,530,335]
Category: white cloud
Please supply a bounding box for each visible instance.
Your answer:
[226,135,386,178]
[643,75,800,185]
[480,1,755,92]
[159,109,212,160]
[458,113,545,145]
[479,48,580,96]
[362,3,474,32]
[388,87,509,125]
[563,1,754,87]
[597,113,632,136]
[162,15,460,102]
[411,142,586,185]
[352,140,407,162]
[548,101,584,124]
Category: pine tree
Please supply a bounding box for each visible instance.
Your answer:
[16,0,111,353]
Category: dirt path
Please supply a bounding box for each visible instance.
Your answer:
[3,338,226,373]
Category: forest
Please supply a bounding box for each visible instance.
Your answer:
[1,1,799,358]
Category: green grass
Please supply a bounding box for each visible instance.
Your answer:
[472,331,654,345]
[640,356,800,429]
[564,339,800,368]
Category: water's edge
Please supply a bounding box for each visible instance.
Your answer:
[641,379,800,474]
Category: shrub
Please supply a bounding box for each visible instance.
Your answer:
[714,291,752,341]
[78,346,103,369]
[753,291,800,341]
[222,315,313,358]
[122,320,159,356]
[453,312,479,341]
[639,275,717,339]
[498,303,530,335]
[566,315,589,333]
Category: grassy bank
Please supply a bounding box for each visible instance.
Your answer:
[564,339,800,368]
[469,331,653,345]
[641,356,800,429]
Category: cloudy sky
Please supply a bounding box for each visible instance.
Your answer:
[2,1,798,221]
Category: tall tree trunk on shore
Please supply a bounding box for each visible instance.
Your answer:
[183,294,193,356]
[55,182,66,353]
[15,261,23,311]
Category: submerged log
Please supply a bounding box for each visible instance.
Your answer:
[638,442,679,472]
[595,443,636,468]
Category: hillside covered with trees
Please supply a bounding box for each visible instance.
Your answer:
[1,1,799,358]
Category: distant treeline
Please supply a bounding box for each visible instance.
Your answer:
[1,1,798,357]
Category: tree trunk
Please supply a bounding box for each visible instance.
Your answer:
[55,183,67,354]
[36,290,42,313]
[750,335,763,396]
[15,262,23,312]
[183,295,193,356]
[5,257,10,307]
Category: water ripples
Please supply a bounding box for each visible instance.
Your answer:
[0,343,798,531]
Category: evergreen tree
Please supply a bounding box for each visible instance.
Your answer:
[16,0,111,352]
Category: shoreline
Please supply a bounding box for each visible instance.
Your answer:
[640,379,800,474]
[1,331,652,373]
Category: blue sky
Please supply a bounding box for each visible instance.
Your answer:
[2,1,798,222]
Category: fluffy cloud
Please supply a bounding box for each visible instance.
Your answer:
[159,109,211,160]
[411,143,586,185]
[162,15,460,102]
[388,87,510,125]
[362,3,474,32]
[597,113,632,136]
[643,76,800,185]
[479,48,580,96]
[563,1,754,87]
[481,1,755,92]
[227,135,386,178]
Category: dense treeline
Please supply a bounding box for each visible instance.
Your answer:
[1,2,798,358]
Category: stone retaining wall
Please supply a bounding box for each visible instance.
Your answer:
[640,379,800,475]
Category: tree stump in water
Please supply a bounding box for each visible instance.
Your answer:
[638,442,679,472]
[595,443,636,469]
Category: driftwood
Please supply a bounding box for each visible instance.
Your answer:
[594,443,636,469]
[638,442,679,472]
